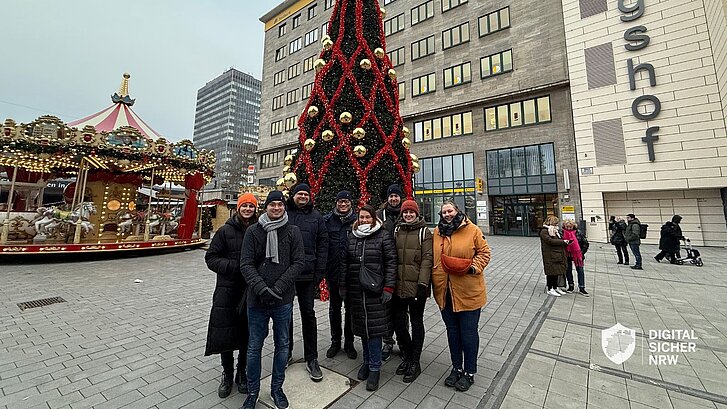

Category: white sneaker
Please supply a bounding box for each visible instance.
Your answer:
[547,289,561,297]
[555,288,567,295]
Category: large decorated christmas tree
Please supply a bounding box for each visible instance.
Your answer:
[282,0,416,212]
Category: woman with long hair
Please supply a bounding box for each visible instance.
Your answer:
[538,215,569,297]
[431,201,491,392]
[562,219,589,296]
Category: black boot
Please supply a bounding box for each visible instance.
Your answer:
[235,366,247,394]
[344,342,357,359]
[403,361,421,383]
[326,342,341,359]
[396,349,410,375]
[357,363,369,381]
[218,370,233,398]
[366,371,380,391]
[444,368,463,387]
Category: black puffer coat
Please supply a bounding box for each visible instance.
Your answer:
[286,198,329,282]
[324,210,357,285]
[204,214,255,356]
[609,220,627,246]
[659,216,684,253]
[340,226,397,339]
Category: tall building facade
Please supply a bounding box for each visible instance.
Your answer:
[193,68,261,190]
[562,0,727,246]
[258,0,582,236]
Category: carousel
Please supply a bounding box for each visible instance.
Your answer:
[0,73,215,256]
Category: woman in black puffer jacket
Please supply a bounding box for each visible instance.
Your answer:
[204,193,258,399]
[340,204,397,392]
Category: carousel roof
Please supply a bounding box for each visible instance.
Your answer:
[68,73,161,139]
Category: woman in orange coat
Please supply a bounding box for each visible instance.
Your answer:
[432,201,491,393]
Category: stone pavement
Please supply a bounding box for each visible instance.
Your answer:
[0,236,725,408]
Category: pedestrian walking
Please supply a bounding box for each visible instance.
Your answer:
[562,220,589,296]
[323,190,358,360]
[284,183,328,382]
[432,201,491,392]
[340,204,397,391]
[239,191,305,409]
[204,193,258,398]
[655,215,684,263]
[609,216,629,265]
[625,213,643,270]
[392,200,433,383]
[538,215,569,297]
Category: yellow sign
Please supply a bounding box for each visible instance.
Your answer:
[562,206,575,212]
[476,178,484,194]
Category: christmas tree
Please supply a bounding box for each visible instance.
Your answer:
[283,0,416,212]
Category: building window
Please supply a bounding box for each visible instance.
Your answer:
[285,147,298,157]
[414,111,473,142]
[322,22,328,36]
[275,46,286,61]
[288,63,301,80]
[412,73,436,97]
[261,152,280,169]
[480,49,513,78]
[285,116,298,131]
[271,120,283,136]
[388,47,405,67]
[308,4,317,19]
[286,89,299,105]
[486,143,556,196]
[411,35,435,60]
[278,23,287,37]
[484,96,551,131]
[273,70,285,86]
[398,82,406,100]
[324,0,334,10]
[292,14,301,28]
[478,7,510,37]
[304,28,319,46]
[272,94,284,110]
[302,82,314,99]
[413,152,476,224]
[303,55,316,73]
[384,0,397,5]
[442,22,470,50]
[289,37,302,54]
[442,0,468,12]
[384,13,405,36]
[411,1,434,26]
[443,62,471,88]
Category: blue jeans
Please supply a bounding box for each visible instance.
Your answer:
[629,243,642,267]
[247,303,293,395]
[565,257,586,289]
[440,293,481,374]
[361,337,383,372]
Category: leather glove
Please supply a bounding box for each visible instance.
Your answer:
[258,287,282,305]
[416,283,429,300]
[381,288,393,304]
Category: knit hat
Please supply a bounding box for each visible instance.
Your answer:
[387,184,404,198]
[400,200,419,216]
[264,191,286,208]
[292,183,311,195]
[336,190,353,202]
[237,193,258,210]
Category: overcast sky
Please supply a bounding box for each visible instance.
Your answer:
[0,1,274,141]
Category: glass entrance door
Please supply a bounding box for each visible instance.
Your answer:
[504,204,527,236]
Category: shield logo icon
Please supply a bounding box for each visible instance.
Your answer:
[601,323,636,364]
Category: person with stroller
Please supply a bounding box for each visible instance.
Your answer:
[562,220,589,296]
[609,216,629,265]
[655,215,684,264]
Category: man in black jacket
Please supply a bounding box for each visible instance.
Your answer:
[240,191,304,409]
[655,215,684,263]
[324,190,358,360]
[285,183,328,382]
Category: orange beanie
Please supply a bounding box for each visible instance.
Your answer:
[237,193,258,209]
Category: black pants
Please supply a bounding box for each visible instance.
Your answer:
[328,280,354,345]
[546,275,559,290]
[655,250,677,263]
[221,350,245,374]
[615,244,629,263]
[392,295,426,362]
[289,279,318,362]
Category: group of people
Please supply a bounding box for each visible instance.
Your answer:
[539,216,590,297]
[204,184,491,409]
[609,213,685,267]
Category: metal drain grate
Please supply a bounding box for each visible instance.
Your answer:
[17,297,66,311]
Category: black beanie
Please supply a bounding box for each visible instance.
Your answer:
[292,183,311,195]
[264,191,286,208]
[387,184,404,198]
[336,190,353,201]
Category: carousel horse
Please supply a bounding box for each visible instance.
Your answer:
[34,207,56,235]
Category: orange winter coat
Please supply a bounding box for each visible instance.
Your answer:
[432,218,491,312]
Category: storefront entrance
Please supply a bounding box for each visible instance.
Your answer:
[490,194,557,236]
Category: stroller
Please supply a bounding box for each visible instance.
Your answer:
[674,238,704,267]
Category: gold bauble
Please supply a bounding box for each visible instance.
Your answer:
[360,59,372,70]
[282,165,290,174]
[339,112,353,124]
[322,38,334,51]
[388,69,397,80]
[402,137,412,149]
[321,35,331,44]
[276,178,286,190]
[412,162,421,173]
[314,59,326,72]
[308,106,319,118]
[402,126,410,138]
[284,154,294,166]
[410,153,418,162]
[304,138,316,151]
[322,130,335,141]
[380,7,386,18]
[374,48,385,59]
[284,173,298,188]
[353,145,367,157]
[353,127,366,139]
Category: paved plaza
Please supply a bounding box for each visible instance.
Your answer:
[1,236,726,408]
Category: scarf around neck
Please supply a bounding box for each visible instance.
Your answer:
[334,208,355,224]
[352,220,383,238]
[562,229,584,265]
[544,223,561,238]
[258,212,288,263]
[437,211,465,237]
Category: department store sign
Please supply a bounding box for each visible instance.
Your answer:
[620,0,660,162]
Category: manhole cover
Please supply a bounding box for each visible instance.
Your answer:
[17,296,66,311]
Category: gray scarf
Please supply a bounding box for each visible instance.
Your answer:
[258,212,288,264]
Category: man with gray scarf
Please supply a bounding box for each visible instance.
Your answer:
[240,191,304,409]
